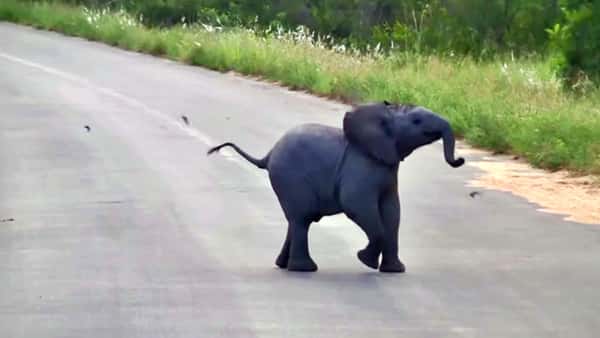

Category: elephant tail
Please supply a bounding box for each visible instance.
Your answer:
[207,142,269,169]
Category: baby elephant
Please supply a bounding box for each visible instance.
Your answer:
[207,102,464,272]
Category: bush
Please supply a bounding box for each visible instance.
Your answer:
[547,1,600,86]
[43,0,562,57]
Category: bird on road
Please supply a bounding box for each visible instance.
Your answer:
[469,191,481,198]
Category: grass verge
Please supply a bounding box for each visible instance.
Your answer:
[1,0,599,175]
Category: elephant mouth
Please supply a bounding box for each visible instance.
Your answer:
[423,131,442,139]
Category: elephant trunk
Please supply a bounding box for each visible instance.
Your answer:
[441,125,465,168]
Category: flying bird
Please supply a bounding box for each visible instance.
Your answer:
[181,115,189,125]
[84,125,91,132]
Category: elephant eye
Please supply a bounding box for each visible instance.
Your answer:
[412,118,422,125]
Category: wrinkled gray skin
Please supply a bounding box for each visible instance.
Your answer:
[207,101,464,272]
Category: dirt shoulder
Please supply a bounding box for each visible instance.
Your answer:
[459,144,600,225]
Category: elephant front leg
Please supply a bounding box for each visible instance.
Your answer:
[379,190,405,273]
[357,239,382,270]
[342,198,385,270]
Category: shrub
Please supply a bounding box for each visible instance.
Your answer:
[547,1,600,86]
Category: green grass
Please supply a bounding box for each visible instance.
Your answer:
[2,0,599,175]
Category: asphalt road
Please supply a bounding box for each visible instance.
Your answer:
[1,22,599,338]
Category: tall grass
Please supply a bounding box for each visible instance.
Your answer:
[1,0,599,174]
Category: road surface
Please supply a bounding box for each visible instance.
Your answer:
[1,22,599,338]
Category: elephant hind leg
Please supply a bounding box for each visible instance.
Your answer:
[268,169,320,271]
[286,219,318,272]
[275,224,291,269]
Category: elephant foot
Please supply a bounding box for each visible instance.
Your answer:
[357,249,379,269]
[379,259,405,273]
[287,258,318,272]
[275,254,288,269]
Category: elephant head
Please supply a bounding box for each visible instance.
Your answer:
[343,101,465,167]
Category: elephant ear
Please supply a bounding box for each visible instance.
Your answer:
[343,103,399,166]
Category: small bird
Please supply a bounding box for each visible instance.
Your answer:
[0,218,15,223]
[469,191,481,198]
[84,125,91,132]
[181,115,189,125]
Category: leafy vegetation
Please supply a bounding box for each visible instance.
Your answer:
[47,0,600,83]
[1,0,599,175]
[52,0,560,55]
[547,0,600,86]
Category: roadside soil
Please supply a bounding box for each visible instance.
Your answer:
[458,144,600,225]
